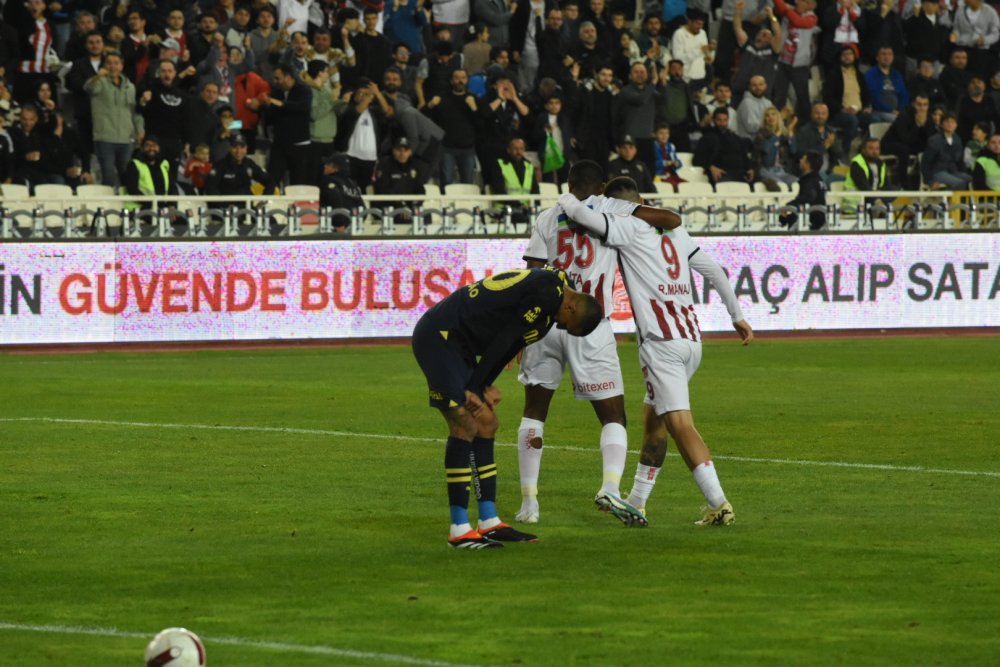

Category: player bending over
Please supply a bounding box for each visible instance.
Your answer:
[412,267,603,548]
[558,178,753,526]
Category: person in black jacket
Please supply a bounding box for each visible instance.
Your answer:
[319,153,364,232]
[903,0,950,69]
[881,94,935,188]
[693,108,756,185]
[139,59,192,169]
[373,136,430,224]
[204,133,276,198]
[606,134,654,193]
[823,45,871,153]
[262,63,313,186]
[907,58,947,109]
[780,151,827,229]
[64,31,105,162]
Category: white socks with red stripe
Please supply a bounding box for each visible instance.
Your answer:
[692,460,727,509]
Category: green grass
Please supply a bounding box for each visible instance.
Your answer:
[1,336,999,666]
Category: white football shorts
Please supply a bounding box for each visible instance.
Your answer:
[518,318,624,400]
[639,338,703,414]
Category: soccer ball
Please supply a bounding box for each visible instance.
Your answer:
[144,627,206,667]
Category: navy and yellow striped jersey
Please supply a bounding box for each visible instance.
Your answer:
[418,267,569,391]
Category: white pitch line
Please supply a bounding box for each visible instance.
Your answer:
[0,622,490,667]
[3,417,999,479]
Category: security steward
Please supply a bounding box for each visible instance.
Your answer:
[489,137,539,225]
[319,153,365,232]
[205,133,277,199]
[123,134,178,216]
[374,136,430,224]
[606,134,654,194]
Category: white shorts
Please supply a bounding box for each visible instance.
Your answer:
[639,338,702,414]
[518,318,624,401]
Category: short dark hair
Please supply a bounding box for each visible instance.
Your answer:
[489,46,508,60]
[383,65,403,78]
[575,293,604,336]
[668,59,683,67]
[712,107,730,118]
[567,160,604,192]
[604,176,640,201]
[802,151,823,172]
[273,63,295,78]
[257,6,276,18]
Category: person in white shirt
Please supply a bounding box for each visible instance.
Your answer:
[516,160,682,527]
[558,178,754,526]
[670,9,713,88]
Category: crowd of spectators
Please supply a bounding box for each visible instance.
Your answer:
[0,0,998,219]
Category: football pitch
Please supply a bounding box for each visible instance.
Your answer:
[2,335,999,666]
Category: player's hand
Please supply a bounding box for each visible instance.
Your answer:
[558,192,581,215]
[483,386,502,409]
[464,390,486,416]
[733,320,754,345]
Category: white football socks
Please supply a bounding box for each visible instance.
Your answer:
[692,460,727,509]
[626,463,661,509]
[517,418,544,506]
[599,422,628,497]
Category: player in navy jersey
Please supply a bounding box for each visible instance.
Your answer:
[412,267,603,549]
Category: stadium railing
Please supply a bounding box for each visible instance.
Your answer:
[1,190,996,240]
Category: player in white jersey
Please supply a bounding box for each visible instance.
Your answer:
[557,178,754,526]
[516,160,682,527]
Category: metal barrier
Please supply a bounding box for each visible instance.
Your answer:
[1,191,995,240]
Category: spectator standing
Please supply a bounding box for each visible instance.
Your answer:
[670,10,712,89]
[188,83,225,152]
[795,102,845,179]
[9,0,56,105]
[232,67,271,153]
[337,79,392,187]
[86,52,144,189]
[356,8,394,83]
[531,93,573,184]
[248,6,282,83]
[939,47,973,109]
[922,111,972,189]
[224,5,255,49]
[881,94,935,187]
[574,65,617,170]
[971,133,1000,191]
[0,113,14,184]
[474,0,516,49]
[570,21,609,81]
[823,44,871,151]
[0,14,19,85]
[771,0,820,124]
[606,134,654,192]
[139,59,191,169]
[188,14,221,68]
[536,8,571,84]
[373,136,430,224]
[659,60,697,152]
[615,61,664,172]
[949,0,999,79]
[736,74,773,138]
[383,0,430,56]
[303,63,347,163]
[731,0,782,99]
[263,63,314,185]
[278,0,315,37]
[697,81,741,135]
[510,0,550,92]
[477,72,530,187]
[861,0,905,69]
[65,31,105,163]
[390,43,426,108]
[427,68,479,185]
[382,65,445,170]
[63,11,98,64]
[198,37,257,106]
[160,9,191,59]
[122,10,158,85]
[716,0,774,84]
[904,0,951,72]
[464,23,493,75]
[424,41,462,100]
[864,46,909,122]
[956,77,998,143]
[818,0,862,69]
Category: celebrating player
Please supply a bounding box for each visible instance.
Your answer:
[412,267,604,549]
[516,160,682,527]
[558,179,753,526]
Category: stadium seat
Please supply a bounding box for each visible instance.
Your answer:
[0,183,33,235]
[34,184,76,234]
[714,181,755,226]
[420,183,443,233]
[538,182,559,209]
[444,183,483,231]
[75,184,122,234]
[869,122,892,140]
[676,166,708,183]
[675,151,694,167]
